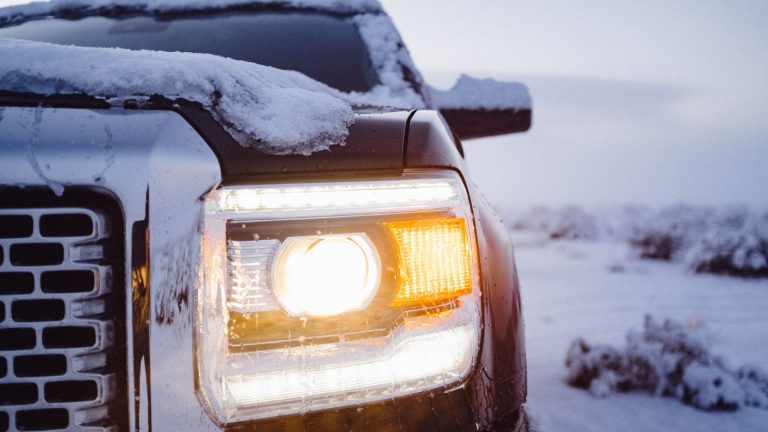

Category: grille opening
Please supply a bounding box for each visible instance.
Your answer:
[15,408,69,431]
[12,300,66,323]
[40,214,94,238]
[14,355,67,378]
[0,215,33,238]
[0,302,4,321]
[45,380,98,403]
[41,270,95,294]
[1,188,128,431]
[0,245,3,265]
[10,244,64,267]
[42,326,96,349]
[0,328,36,350]
[0,383,38,406]
[0,357,6,378]
[0,272,34,295]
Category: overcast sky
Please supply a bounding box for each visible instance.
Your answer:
[382,0,768,209]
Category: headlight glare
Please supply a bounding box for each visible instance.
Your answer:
[272,234,380,317]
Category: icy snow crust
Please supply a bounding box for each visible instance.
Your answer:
[0,1,428,154]
[0,37,361,154]
[428,74,532,110]
[0,0,383,26]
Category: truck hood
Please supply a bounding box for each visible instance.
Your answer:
[0,90,411,182]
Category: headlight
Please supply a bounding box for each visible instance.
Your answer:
[272,233,380,317]
[196,171,481,424]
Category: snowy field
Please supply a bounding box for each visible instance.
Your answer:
[515,233,768,431]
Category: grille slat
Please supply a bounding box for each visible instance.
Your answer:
[0,202,125,432]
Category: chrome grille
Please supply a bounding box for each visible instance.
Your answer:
[0,196,125,432]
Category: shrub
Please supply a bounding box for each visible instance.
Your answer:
[565,316,768,411]
[627,206,714,261]
[508,205,600,240]
[686,210,768,277]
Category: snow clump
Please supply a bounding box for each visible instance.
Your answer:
[565,315,768,411]
[428,74,532,111]
[0,37,355,155]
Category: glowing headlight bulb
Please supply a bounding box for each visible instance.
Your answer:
[272,234,380,317]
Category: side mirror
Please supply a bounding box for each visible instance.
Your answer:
[428,74,532,140]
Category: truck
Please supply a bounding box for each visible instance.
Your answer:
[0,1,531,430]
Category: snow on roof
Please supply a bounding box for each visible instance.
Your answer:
[0,0,383,26]
[352,13,425,110]
[428,74,532,111]
[0,37,356,155]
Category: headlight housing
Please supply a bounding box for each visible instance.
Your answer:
[196,170,481,424]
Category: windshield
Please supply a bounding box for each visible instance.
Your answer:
[0,10,380,93]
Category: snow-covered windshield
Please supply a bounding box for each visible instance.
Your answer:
[0,10,379,93]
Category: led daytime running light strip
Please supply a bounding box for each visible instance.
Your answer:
[224,326,472,408]
[216,179,458,213]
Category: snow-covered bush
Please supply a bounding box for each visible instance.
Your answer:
[685,210,768,277]
[565,316,768,411]
[627,205,714,261]
[508,206,600,240]
[509,204,768,278]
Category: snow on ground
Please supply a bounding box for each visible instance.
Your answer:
[515,234,768,431]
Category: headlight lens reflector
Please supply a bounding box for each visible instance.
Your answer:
[197,171,481,425]
[272,234,380,317]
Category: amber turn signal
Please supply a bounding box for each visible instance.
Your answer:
[385,217,473,307]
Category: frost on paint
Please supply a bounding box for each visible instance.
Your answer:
[566,316,768,411]
[0,37,355,155]
[428,74,532,111]
[0,0,383,26]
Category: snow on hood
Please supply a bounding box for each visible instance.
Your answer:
[0,37,357,155]
[0,0,382,25]
[428,74,532,111]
